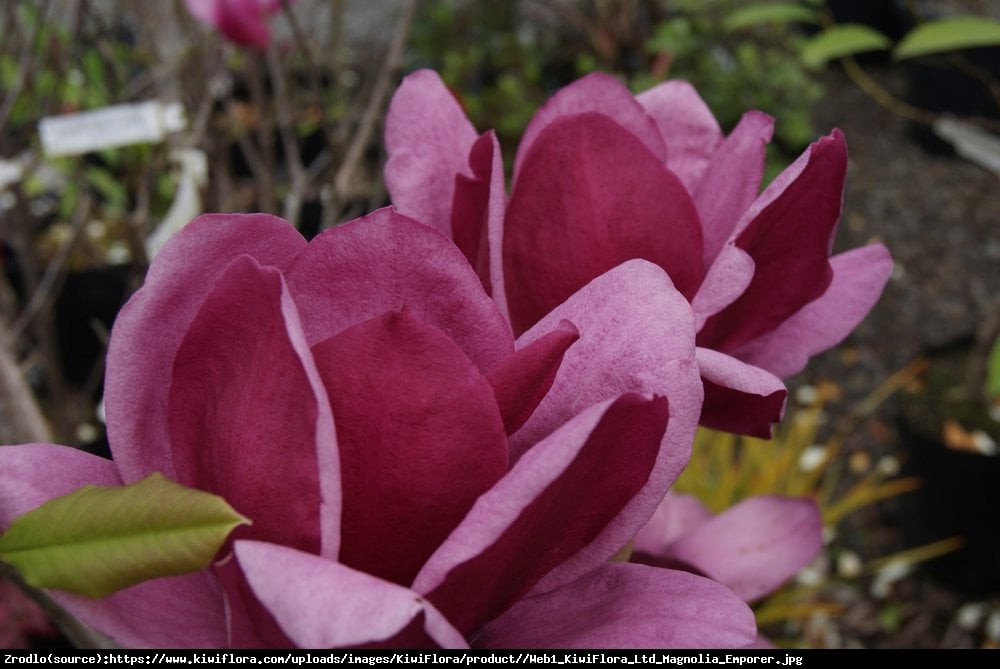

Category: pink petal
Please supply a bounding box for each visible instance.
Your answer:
[486,320,579,435]
[658,496,823,602]
[285,208,513,374]
[731,244,894,378]
[184,0,279,49]
[694,111,774,265]
[235,541,467,649]
[636,79,723,188]
[385,69,479,238]
[696,347,786,439]
[413,394,669,636]
[514,72,666,178]
[477,563,756,649]
[691,243,755,330]
[633,492,712,557]
[168,256,331,557]
[504,113,703,334]
[105,213,306,484]
[0,444,227,648]
[311,310,507,587]
[698,131,847,352]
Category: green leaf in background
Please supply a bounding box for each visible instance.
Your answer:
[723,3,820,32]
[894,17,1000,60]
[987,335,1000,400]
[0,474,249,598]
[800,23,892,68]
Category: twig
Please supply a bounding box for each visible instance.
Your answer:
[0,0,53,137]
[0,317,52,444]
[266,47,308,226]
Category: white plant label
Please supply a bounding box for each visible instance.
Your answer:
[39,101,186,157]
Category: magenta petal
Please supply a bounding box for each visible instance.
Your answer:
[504,113,703,333]
[731,244,894,378]
[659,496,823,602]
[699,131,847,352]
[633,492,712,557]
[694,111,774,265]
[414,394,669,636]
[477,563,756,649]
[169,255,330,556]
[286,208,513,374]
[514,72,666,177]
[385,69,479,238]
[696,347,786,439]
[486,320,579,435]
[235,542,467,649]
[0,445,227,648]
[105,213,305,483]
[636,79,723,189]
[312,310,507,587]
[691,243,755,330]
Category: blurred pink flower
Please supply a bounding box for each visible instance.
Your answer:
[385,70,893,439]
[1,578,55,648]
[184,0,285,49]
[0,209,755,648]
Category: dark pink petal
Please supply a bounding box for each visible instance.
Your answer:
[636,79,723,189]
[214,555,290,648]
[476,563,756,649]
[235,542,467,649]
[385,69,479,238]
[691,243,755,330]
[633,492,712,557]
[656,496,823,602]
[731,244,893,378]
[698,131,847,352]
[313,310,507,587]
[169,255,334,557]
[514,72,666,178]
[286,208,513,374]
[696,347,786,439]
[184,0,279,49]
[414,394,669,636]
[694,111,774,265]
[510,261,702,543]
[105,213,306,484]
[504,113,703,333]
[486,320,579,435]
[0,444,228,648]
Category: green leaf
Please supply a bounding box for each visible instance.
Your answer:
[800,23,892,68]
[723,3,820,32]
[0,474,249,598]
[987,335,1000,400]
[894,17,1000,60]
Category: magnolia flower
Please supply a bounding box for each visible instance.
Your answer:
[632,492,823,648]
[184,0,284,49]
[0,209,756,648]
[385,70,893,439]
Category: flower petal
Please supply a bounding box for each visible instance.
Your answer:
[104,213,306,483]
[414,394,669,636]
[636,79,723,189]
[168,255,332,557]
[486,320,579,435]
[514,72,666,178]
[385,69,479,238]
[691,243,755,331]
[477,563,756,649]
[235,541,467,649]
[286,208,513,374]
[504,113,703,333]
[698,131,847,352]
[657,496,823,602]
[312,310,507,587]
[731,244,893,378]
[696,347,787,439]
[0,444,227,648]
[632,492,713,557]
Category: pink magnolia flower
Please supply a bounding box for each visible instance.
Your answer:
[184,0,285,49]
[384,70,893,439]
[0,209,756,648]
[631,492,823,648]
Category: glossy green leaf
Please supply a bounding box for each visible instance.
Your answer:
[0,474,249,598]
[723,3,820,32]
[800,24,892,68]
[894,17,1000,60]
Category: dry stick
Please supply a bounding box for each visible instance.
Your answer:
[0,0,53,137]
[246,52,277,213]
[267,48,309,226]
[326,0,419,229]
[0,317,52,444]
